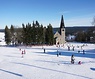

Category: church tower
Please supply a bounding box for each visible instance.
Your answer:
[54,15,66,45]
[60,15,65,44]
[60,15,65,35]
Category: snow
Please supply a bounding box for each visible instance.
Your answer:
[0,32,6,45]
[0,32,95,79]
[0,43,95,79]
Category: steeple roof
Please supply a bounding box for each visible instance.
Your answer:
[59,15,65,34]
[60,15,65,28]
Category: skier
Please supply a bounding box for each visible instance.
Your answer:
[72,46,75,51]
[68,46,70,51]
[57,50,59,57]
[21,51,24,58]
[44,48,45,53]
[71,54,75,64]
[83,50,85,54]
[59,52,61,55]
[78,61,82,65]
[78,50,80,53]
[57,53,59,57]
[24,49,26,54]
[19,48,21,51]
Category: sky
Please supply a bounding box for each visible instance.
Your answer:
[0,0,95,29]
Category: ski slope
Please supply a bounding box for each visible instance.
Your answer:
[0,42,95,79]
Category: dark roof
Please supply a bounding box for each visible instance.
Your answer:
[59,15,65,34]
[60,15,65,29]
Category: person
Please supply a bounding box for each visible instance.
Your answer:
[57,50,59,57]
[72,46,75,51]
[78,61,81,65]
[83,50,85,54]
[59,52,61,55]
[71,54,75,64]
[19,48,21,51]
[78,50,80,53]
[24,49,26,54]
[21,51,24,58]
[44,49,45,53]
[68,46,70,51]
[57,53,59,57]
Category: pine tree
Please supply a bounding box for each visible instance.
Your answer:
[22,23,32,45]
[10,25,15,45]
[43,27,46,44]
[35,21,40,44]
[92,16,95,26]
[26,23,32,45]
[16,28,23,45]
[22,23,26,44]
[5,26,11,45]
[40,24,44,44]
[31,21,36,44]
[46,24,54,45]
[10,25,14,34]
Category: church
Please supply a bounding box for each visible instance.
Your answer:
[54,15,66,45]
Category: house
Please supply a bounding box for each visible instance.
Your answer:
[54,15,66,45]
[66,34,76,42]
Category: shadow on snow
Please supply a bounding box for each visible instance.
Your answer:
[0,69,22,77]
[44,49,95,59]
[35,50,95,59]
[90,68,95,71]
[4,55,20,58]
[12,62,93,79]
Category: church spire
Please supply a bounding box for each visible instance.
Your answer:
[60,15,65,34]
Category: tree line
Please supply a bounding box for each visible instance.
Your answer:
[5,21,54,46]
[75,26,95,42]
[75,16,95,43]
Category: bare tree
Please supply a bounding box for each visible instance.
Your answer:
[92,16,95,26]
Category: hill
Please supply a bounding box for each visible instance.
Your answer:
[0,29,4,32]
[53,26,93,35]
[0,26,94,35]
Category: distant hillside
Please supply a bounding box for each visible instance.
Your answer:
[53,26,93,35]
[0,29,4,32]
[0,26,94,35]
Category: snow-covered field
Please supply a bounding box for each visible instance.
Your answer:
[0,32,95,79]
[0,43,95,79]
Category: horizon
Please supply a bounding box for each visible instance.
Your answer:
[0,0,95,29]
[0,26,94,30]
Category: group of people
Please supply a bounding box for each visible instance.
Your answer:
[67,45,75,51]
[56,49,81,64]
[67,44,86,55]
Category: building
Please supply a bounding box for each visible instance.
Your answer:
[54,15,66,45]
[66,34,75,42]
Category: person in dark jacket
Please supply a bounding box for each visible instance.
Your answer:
[44,49,45,53]
[71,54,75,64]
